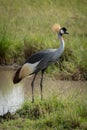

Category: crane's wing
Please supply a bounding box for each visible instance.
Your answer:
[31,53,54,74]
[25,49,56,64]
[31,48,63,74]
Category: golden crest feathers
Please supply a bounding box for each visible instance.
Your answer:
[52,24,61,33]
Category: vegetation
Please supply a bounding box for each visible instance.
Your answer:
[0,1,87,129]
[0,78,87,129]
[0,94,87,130]
[0,0,87,79]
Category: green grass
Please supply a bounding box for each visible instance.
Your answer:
[0,0,87,78]
[0,95,87,130]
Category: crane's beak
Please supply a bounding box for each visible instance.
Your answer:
[65,31,69,34]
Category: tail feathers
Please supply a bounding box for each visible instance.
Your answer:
[13,67,22,84]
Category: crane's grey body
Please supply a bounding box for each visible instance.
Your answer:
[25,34,64,75]
[13,26,69,102]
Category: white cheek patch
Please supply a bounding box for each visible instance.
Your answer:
[60,29,64,34]
[19,61,40,79]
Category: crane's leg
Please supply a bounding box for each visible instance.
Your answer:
[31,73,37,103]
[40,70,45,100]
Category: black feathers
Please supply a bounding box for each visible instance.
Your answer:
[13,67,22,84]
[25,49,56,64]
[61,27,67,32]
[25,52,45,64]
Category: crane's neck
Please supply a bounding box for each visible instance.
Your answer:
[58,33,65,53]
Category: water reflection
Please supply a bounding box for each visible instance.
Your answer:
[0,69,24,115]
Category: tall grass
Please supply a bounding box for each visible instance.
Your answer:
[0,26,12,64]
[0,95,87,130]
[0,0,87,78]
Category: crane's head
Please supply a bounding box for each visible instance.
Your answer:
[59,27,69,35]
[52,24,69,36]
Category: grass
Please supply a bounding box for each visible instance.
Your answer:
[0,1,87,127]
[0,1,87,129]
[0,95,87,130]
[0,0,87,76]
[0,73,87,129]
[0,0,87,80]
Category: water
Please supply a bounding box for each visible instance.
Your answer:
[0,67,87,115]
[0,68,24,115]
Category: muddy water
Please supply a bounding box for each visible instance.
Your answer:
[0,68,24,115]
[0,68,87,115]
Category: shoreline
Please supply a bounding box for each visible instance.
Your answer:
[0,65,87,81]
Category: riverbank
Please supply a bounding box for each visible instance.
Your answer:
[0,96,87,130]
[0,65,87,81]
[0,67,87,129]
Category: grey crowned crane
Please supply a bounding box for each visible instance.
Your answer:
[13,24,69,102]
